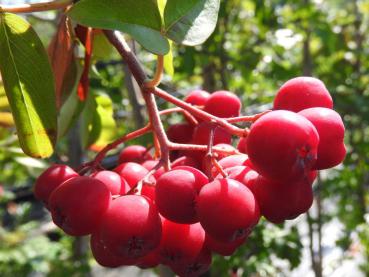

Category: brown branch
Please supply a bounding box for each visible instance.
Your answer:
[0,0,72,13]
[104,30,171,170]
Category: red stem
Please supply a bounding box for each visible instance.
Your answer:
[92,125,151,167]
[227,110,271,123]
[159,107,198,125]
[211,157,228,178]
[204,125,216,180]
[168,142,239,155]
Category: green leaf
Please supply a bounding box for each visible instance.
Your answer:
[89,93,117,151]
[68,0,170,55]
[164,40,174,76]
[0,13,57,158]
[80,93,97,149]
[164,0,220,45]
[92,33,117,60]
[80,92,116,150]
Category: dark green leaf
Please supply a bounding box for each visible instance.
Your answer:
[68,0,170,55]
[0,13,57,158]
[164,0,220,45]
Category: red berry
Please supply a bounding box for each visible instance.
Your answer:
[237,137,247,154]
[298,107,346,169]
[167,123,194,144]
[48,176,111,236]
[99,195,162,259]
[136,248,161,269]
[172,156,200,169]
[159,219,206,267]
[205,234,246,256]
[250,172,317,223]
[247,110,319,181]
[185,90,210,106]
[114,162,153,188]
[118,145,152,164]
[171,247,212,277]
[141,183,156,202]
[192,122,231,146]
[216,166,252,184]
[274,76,333,112]
[212,154,250,177]
[173,166,209,191]
[141,160,165,179]
[188,122,232,163]
[204,91,241,118]
[34,164,78,208]
[91,170,126,195]
[217,154,249,169]
[197,179,260,242]
[213,143,236,160]
[156,168,208,224]
[90,231,135,267]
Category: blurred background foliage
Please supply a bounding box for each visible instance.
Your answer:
[0,0,368,276]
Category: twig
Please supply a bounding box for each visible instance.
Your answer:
[168,142,239,155]
[143,55,164,88]
[204,124,216,180]
[104,30,171,170]
[227,110,271,123]
[0,0,72,13]
[211,157,227,178]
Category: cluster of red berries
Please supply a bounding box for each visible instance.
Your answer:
[34,76,345,276]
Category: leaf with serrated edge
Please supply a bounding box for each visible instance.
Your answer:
[0,13,57,158]
[164,0,220,45]
[68,0,170,55]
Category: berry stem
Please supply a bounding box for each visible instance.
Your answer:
[227,110,271,124]
[143,55,164,88]
[91,125,152,168]
[159,107,198,125]
[0,0,72,13]
[211,157,228,178]
[168,142,239,155]
[204,125,216,180]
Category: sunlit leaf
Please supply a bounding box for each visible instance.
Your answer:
[164,0,220,45]
[68,0,169,55]
[158,0,167,20]
[164,40,174,76]
[0,13,57,158]
[80,92,116,150]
